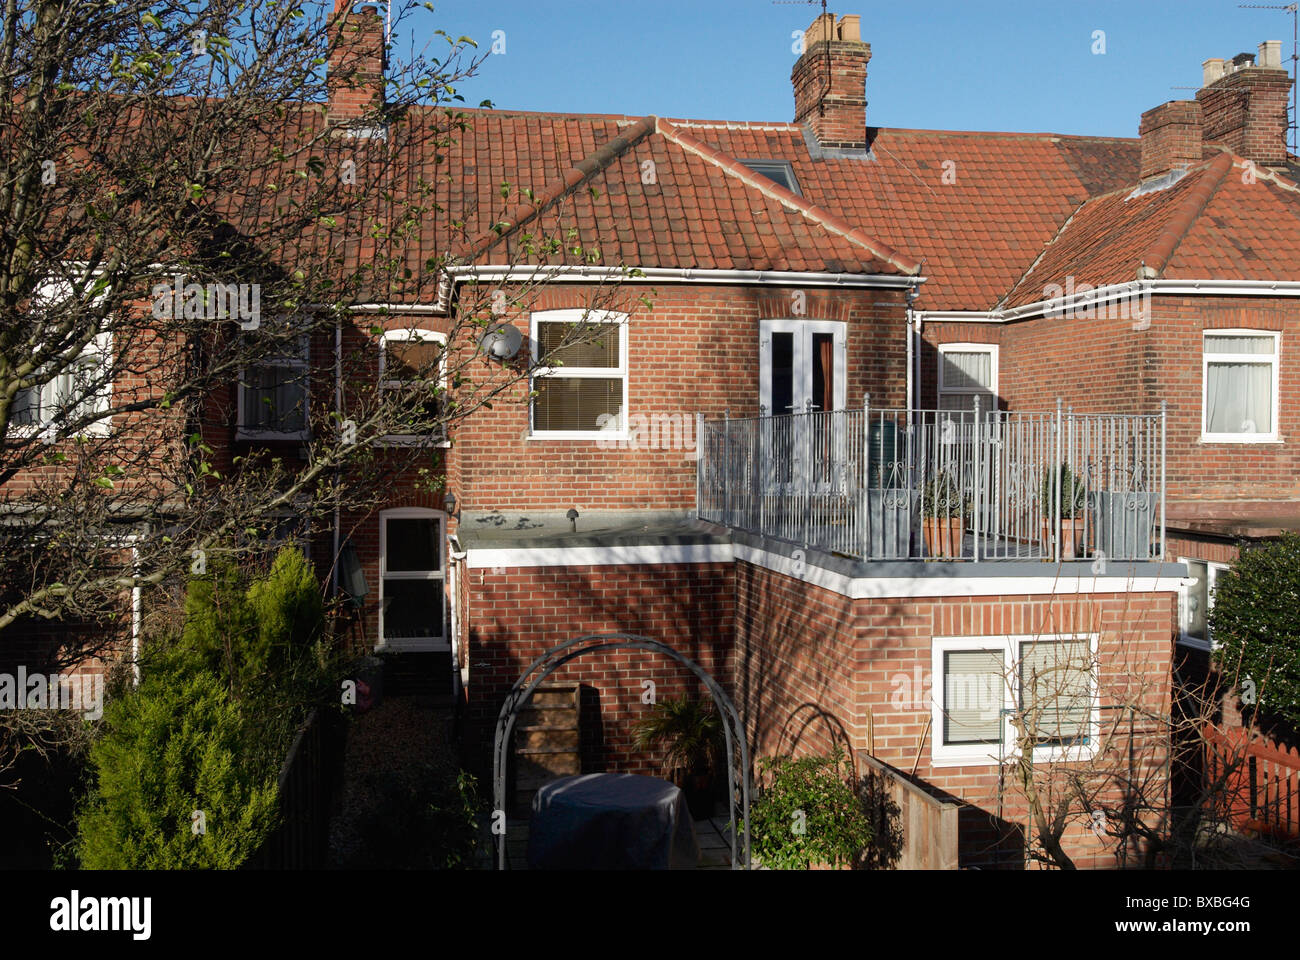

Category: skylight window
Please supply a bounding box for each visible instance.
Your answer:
[738,159,801,195]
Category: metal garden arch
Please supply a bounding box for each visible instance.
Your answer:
[493,632,752,869]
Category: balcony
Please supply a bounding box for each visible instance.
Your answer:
[696,401,1166,564]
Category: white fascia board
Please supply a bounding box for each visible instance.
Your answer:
[446,265,925,290]
[732,543,1186,598]
[919,278,1300,325]
[465,540,1185,597]
[465,543,735,569]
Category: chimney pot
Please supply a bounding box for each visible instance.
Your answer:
[792,11,871,151]
[1197,42,1292,166]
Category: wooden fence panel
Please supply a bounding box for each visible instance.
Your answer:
[1204,723,1300,840]
[858,751,960,870]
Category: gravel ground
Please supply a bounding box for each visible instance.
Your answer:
[327,694,458,868]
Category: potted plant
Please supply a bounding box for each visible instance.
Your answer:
[921,469,968,560]
[633,696,724,819]
[1040,462,1088,559]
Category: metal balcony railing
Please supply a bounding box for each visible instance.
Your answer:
[696,398,1166,563]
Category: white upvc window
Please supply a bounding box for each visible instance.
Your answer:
[931,633,1099,767]
[378,328,448,446]
[11,331,113,438]
[1201,330,1280,442]
[1177,557,1230,652]
[11,278,114,439]
[529,308,629,439]
[377,507,448,651]
[237,330,309,440]
[938,343,998,413]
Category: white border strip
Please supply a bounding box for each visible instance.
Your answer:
[465,540,1186,596]
[466,542,734,569]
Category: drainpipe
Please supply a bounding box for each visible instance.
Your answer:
[905,299,915,413]
[332,314,342,597]
[130,535,143,687]
[906,286,922,415]
[448,535,468,693]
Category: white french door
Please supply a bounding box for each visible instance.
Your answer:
[758,319,847,495]
[759,319,847,417]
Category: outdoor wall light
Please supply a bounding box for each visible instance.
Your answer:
[444,491,459,519]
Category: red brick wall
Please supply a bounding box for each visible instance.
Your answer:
[464,561,735,779]
[452,283,908,513]
[735,559,1176,869]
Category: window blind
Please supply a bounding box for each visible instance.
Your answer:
[1019,640,1092,744]
[943,649,1004,745]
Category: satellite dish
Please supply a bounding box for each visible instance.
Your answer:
[478,322,523,359]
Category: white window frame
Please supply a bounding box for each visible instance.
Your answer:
[758,318,847,416]
[236,330,310,441]
[1200,329,1280,443]
[529,308,629,440]
[377,328,449,447]
[737,158,802,195]
[9,278,114,440]
[937,342,998,412]
[1177,556,1230,652]
[11,331,114,440]
[931,633,1100,767]
[377,507,448,652]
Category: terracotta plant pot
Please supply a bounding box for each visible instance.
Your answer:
[922,517,964,559]
[1041,517,1089,559]
[674,770,715,820]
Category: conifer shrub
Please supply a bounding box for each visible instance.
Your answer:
[75,671,279,869]
[74,546,337,868]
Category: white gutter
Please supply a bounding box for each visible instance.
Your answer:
[446,264,926,290]
[345,302,446,314]
[918,278,1300,325]
[333,268,927,318]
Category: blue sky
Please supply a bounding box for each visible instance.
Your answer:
[388,0,1296,138]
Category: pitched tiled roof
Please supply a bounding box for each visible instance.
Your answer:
[1003,153,1300,307]
[434,108,1145,308]
[448,113,920,276]
[407,104,1300,311]
[667,122,1141,309]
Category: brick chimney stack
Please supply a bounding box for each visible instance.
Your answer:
[1139,100,1203,179]
[1196,40,1292,167]
[328,1,386,125]
[792,12,870,151]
